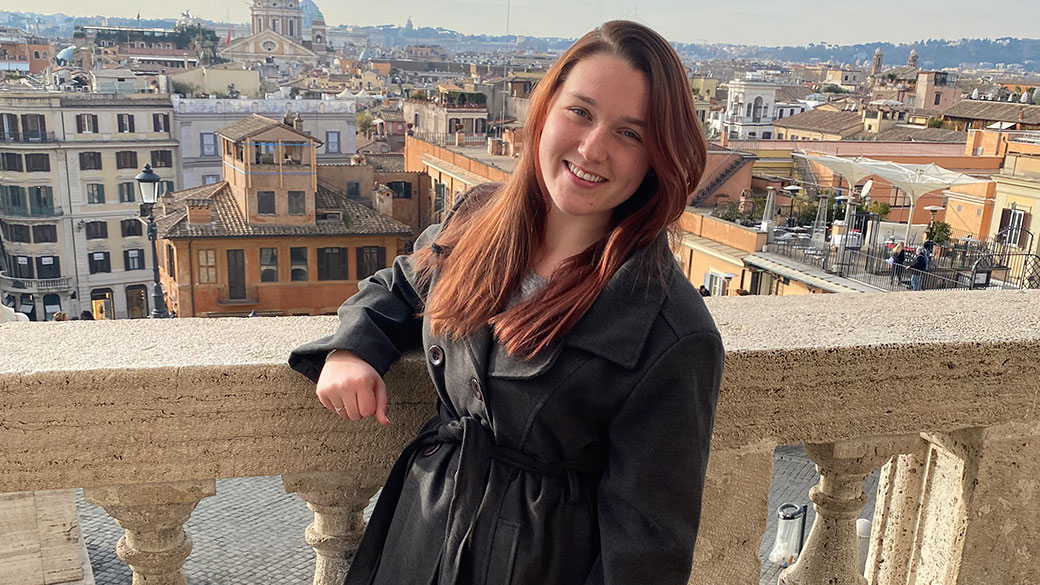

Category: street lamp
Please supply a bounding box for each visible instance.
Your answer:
[135,164,170,318]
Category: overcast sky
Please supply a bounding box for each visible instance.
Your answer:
[23,0,1040,46]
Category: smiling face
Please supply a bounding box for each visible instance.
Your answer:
[537,53,651,235]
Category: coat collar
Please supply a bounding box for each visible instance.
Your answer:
[487,234,672,379]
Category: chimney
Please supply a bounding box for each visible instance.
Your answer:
[293,112,304,131]
[186,198,213,224]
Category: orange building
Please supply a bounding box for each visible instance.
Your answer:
[156,115,411,317]
[0,28,52,75]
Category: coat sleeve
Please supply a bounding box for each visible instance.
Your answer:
[287,222,440,383]
[584,331,724,585]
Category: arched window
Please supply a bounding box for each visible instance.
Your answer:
[752,97,765,123]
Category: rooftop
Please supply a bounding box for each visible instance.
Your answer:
[942,100,1040,125]
[773,109,862,134]
[157,182,412,239]
[216,114,319,144]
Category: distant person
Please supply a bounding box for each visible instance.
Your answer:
[889,242,906,286]
[80,310,94,320]
[53,311,69,321]
[910,241,934,291]
[699,285,712,297]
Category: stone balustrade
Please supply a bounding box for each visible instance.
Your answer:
[2,289,1040,584]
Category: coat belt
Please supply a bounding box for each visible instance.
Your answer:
[346,414,604,585]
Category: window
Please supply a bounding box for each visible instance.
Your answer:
[29,186,53,211]
[8,223,30,242]
[166,244,176,276]
[25,153,50,172]
[32,225,57,243]
[152,113,170,132]
[1,153,22,172]
[200,133,217,157]
[88,251,111,274]
[356,246,386,280]
[326,131,340,153]
[704,272,728,296]
[288,191,306,215]
[290,247,308,281]
[317,247,348,280]
[260,247,278,282]
[10,255,33,278]
[387,181,412,199]
[934,92,942,106]
[119,182,136,203]
[162,180,174,196]
[198,249,217,284]
[117,113,135,133]
[85,220,108,239]
[124,249,145,270]
[257,191,275,215]
[116,151,138,169]
[347,182,361,198]
[79,152,103,170]
[76,114,99,133]
[151,150,173,168]
[202,174,220,185]
[121,218,143,237]
[36,256,60,279]
[86,183,105,204]
[21,114,46,141]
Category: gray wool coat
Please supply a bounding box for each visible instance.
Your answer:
[289,189,724,585]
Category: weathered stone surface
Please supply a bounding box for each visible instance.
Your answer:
[0,490,83,585]
[689,439,774,584]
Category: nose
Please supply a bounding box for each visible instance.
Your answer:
[577,124,608,163]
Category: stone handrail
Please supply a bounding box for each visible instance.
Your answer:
[3,289,1040,584]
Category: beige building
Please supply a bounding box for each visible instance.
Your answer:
[0,93,178,320]
[167,66,262,98]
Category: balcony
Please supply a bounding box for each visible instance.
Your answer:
[216,285,260,305]
[2,291,1039,584]
[0,272,73,293]
[0,131,58,144]
[0,204,64,218]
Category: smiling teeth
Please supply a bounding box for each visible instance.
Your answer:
[567,162,606,183]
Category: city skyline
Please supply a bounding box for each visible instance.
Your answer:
[12,0,1040,48]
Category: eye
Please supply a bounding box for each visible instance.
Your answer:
[568,107,590,119]
[620,129,642,141]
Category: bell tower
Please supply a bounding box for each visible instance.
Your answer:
[251,0,303,40]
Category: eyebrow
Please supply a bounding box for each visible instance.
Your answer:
[569,92,646,128]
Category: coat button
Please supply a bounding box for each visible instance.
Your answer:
[470,377,483,401]
[428,345,444,366]
[422,443,440,457]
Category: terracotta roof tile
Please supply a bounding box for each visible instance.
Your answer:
[774,109,862,134]
[942,101,1040,125]
[158,181,411,239]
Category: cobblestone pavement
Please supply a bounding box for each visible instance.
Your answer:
[76,447,879,585]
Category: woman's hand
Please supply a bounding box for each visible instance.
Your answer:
[316,350,390,425]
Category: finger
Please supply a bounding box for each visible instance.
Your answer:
[356,379,377,419]
[343,391,362,421]
[374,377,390,426]
[315,387,335,412]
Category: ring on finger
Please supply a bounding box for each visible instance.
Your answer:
[334,406,345,413]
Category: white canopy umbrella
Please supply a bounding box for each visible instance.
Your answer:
[794,153,990,242]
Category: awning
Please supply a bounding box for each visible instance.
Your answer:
[987,121,1016,130]
[744,252,879,294]
[421,154,491,188]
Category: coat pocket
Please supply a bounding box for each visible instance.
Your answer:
[484,519,521,585]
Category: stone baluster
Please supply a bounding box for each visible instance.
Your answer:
[283,470,385,585]
[779,436,919,585]
[83,480,216,585]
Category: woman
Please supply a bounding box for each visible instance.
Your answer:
[290,20,724,585]
[889,242,906,286]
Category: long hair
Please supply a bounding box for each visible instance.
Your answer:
[415,20,708,358]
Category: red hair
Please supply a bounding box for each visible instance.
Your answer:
[415,20,707,358]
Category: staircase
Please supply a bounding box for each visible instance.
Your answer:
[793,154,819,193]
[691,152,756,207]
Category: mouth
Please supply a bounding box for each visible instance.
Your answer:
[565,161,607,184]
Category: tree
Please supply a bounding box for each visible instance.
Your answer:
[926,117,944,128]
[356,110,374,137]
[227,83,240,99]
[926,221,952,244]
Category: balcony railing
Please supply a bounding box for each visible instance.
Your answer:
[2,291,1040,584]
[0,272,73,293]
[0,204,64,218]
[0,131,58,144]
